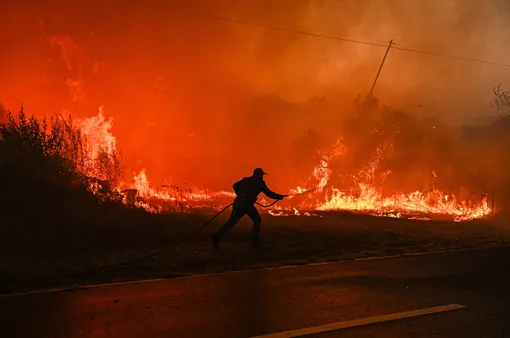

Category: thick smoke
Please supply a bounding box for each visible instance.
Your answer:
[1,0,510,190]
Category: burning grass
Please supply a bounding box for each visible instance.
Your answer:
[53,105,490,222]
[0,105,494,224]
[1,108,502,221]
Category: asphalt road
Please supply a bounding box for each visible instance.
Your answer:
[2,246,510,338]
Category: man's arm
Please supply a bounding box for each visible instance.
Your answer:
[262,181,287,200]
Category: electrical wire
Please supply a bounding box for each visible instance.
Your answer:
[189,12,510,69]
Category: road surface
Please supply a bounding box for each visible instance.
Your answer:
[2,246,510,337]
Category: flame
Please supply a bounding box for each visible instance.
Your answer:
[77,106,118,181]
[133,170,151,198]
[76,107,493,222]
[313,138,347,192]
[133,170,235,202]
[283,140,492,222]
[77,106,116,161]
[317,184,490,222]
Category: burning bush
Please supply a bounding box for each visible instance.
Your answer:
[0,108,124,214]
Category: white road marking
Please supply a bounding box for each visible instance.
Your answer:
[251,304,467,338]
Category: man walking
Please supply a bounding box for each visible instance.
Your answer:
[212,168,287,249]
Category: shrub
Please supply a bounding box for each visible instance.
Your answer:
[0,108,123,208]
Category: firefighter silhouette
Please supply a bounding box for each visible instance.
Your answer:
[212,168,287,249]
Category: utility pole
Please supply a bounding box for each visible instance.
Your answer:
[369,39,393,97]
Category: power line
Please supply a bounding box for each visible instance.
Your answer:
[190,13,389,48]
[190,12,510,69]
[392,45,510,68]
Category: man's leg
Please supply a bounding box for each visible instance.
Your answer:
[212,205,245,248]
[246,205,262,246]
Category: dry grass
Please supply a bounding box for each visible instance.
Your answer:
[1,210,509,294]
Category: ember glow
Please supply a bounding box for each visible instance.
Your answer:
[77,108,492,221]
